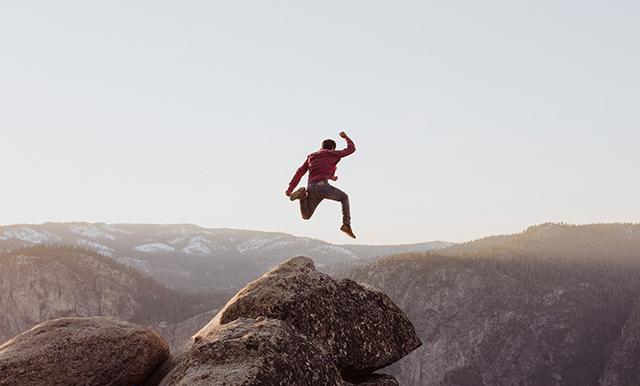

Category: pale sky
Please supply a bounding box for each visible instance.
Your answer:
[1,1,639,244]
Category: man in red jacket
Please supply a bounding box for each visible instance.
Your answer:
[286,131,357,239]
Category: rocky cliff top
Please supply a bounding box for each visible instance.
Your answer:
[196,256,421,378]
[0,256,420,386]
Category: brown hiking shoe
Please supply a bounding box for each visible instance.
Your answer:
[289,187,307,201]
[340,224,356,239]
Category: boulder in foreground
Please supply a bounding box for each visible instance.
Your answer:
[0,317,169,386]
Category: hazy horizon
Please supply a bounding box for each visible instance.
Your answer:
[1,220,638,247]
[2,1,639,244]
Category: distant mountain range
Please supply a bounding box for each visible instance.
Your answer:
[0,222,452,292]
[443,222,640,259]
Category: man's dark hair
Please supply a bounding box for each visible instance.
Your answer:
[322,139,337,150]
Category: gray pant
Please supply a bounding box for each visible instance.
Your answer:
[300,181,351,225]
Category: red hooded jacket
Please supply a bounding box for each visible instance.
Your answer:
[287,137,356,194]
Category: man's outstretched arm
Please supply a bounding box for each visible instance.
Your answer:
[286,158,309,196]
[332,131,356,158]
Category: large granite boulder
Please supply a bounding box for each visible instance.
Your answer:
[196,256,421,377]
[0,317,169,386]
[160,317,347,386]
[349,374,399,386]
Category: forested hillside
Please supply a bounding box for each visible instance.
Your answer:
[351,223,640,386]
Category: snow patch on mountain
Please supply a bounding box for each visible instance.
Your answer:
[168,236,187,245]
[134,243,176,253]
[160,227,201,238]
[199,236,228,251]
[184,236,230,255]
[0,228,62,244]
[236,236,295,253]
[76,239,114,256]
[264,239,297,250]
[70,224,116,240]
[116,256,151,273]
[168,236,227,255]
[100,224,132,234]
[309,244,358,258]
[182,242,210,256]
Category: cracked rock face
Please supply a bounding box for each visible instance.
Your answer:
[196,256,421,377]
[601,299,640,386]
[160,317,347,386]
[0,317,169,386]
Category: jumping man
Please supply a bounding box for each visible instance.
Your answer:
[285,131,357,239]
